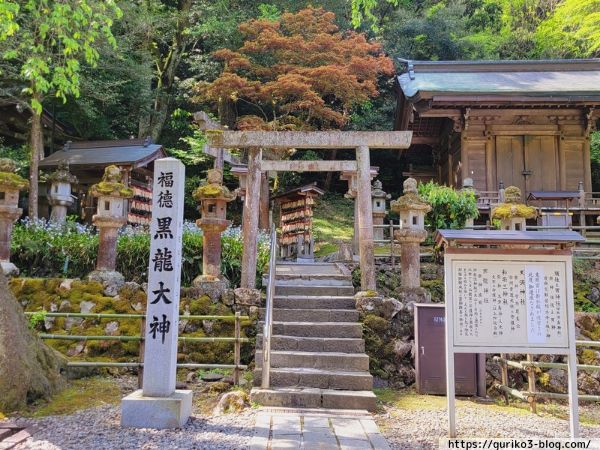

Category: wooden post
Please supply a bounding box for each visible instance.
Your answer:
[259,172,270,231]
[356,145,376,291]
[389,220,395,269]
[241,148,262,288]
[137,316,146,389]
[234,311,241,385]
[526,354,537,413]
[353,195,359,255]
[500,352,509,405]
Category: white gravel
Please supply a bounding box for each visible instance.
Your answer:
[12,404,256,450]
[377,403,600,450]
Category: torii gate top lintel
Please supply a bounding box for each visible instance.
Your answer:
[206,130,412,150]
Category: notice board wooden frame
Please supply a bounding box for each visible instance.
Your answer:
[444,248,579,438]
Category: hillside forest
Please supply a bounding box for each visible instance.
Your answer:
[1,0,600,219]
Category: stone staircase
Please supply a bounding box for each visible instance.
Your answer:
[251,262,376,411]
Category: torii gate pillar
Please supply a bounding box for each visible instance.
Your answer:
[356,145,376,291]
[240,148,262,288]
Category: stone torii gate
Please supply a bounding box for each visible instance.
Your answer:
[204,130,412,291]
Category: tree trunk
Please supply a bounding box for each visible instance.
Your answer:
[0,271,66,411]
[28,109,43,219]
[259,172,270,230]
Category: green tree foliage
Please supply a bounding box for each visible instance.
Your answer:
[418,181,479,230]
[536,0,600,57]
[0,0,121,218]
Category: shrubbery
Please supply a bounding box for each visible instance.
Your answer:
[11,218,270,287]
[418,181,479,230]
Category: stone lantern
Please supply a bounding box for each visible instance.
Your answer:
[0,158,28,275]
[491,186,536,231]
[371,179,390,241]
[47,161,77,225]
[192,169,235,285]
[230,165,248,201]
[391,178,431,292]
[461,177,477,228]
[89,165,133,276]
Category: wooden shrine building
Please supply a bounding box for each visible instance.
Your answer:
[273,182,324,261]
[394,58,600,220]
[39,138,166,225]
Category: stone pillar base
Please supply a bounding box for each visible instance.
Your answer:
[121,389,193,429]
[1,261,19,276]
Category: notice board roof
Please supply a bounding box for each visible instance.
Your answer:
[527,191,580,201]
[272,182,325,202]
[435,230,585,247]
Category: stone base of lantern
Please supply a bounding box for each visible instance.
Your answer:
[1,260,19,276]
[396,286,431,306]
[87,269,125,297]
[190,277,229,300]
[121,389,193,429]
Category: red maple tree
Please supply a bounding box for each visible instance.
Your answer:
[196,7,394,131]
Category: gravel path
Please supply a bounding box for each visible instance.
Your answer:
[11,404,256,450]
[377,402,600,450]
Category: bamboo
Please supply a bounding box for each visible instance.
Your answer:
[39,334,250,343]
[520,361,600,372]
[523,391,600,402]
[65,362,248,370]
[494,383,527,401]
[500,353,509,405]
[233,311,241,385]
[577,340,600,348]
[526,354,537,413]
[138,317,146,389]
[24,312,249,322]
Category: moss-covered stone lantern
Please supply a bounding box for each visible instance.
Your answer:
[491,186,537,231]
[89,165,133,272]
[47,161,78,225]
[0,158,28,275]
[371,179,390,241]
[391,178,431,292]
[193,169,235,283]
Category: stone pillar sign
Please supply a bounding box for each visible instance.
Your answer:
[121,158,192,429]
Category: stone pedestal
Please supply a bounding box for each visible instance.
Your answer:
[94,216,126,271]
[121,389,193,429]
[395,229,428,289]
[197,221,228,281]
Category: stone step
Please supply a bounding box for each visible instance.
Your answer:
[259,321,363,338]
[255,351,369,371]
[273,295,356,310]
[256,335,365,353]
[250,387,377,412]
[275,285,355,296]
[253,367,373,391]
[259,308,359,322]
[272,274,353,286]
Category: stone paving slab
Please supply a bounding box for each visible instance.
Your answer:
[249,407,391,450]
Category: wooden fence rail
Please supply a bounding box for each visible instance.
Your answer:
[493,340,600,411]
[24,311,249,386]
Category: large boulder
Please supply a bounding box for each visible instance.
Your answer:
[355,293,403,321]
[234,288,261,307]
[87,270,125,297]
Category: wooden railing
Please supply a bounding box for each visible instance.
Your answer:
[494,340,600,411]
[24,311,250,386]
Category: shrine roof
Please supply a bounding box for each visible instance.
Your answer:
[272,182,325,201]
[397,58,600,102]
[435,229,585,247]
[39,139,166,170]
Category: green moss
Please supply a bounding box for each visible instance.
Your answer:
[491,203,537,220]
[0,171,28,190]
[23,377,120,417]
[363,314,389,335]
[422,279,444,302]
[581,349,599,365]
[192,183,234,201]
